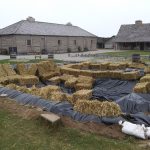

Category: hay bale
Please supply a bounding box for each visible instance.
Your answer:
[72,90,92,103]
[89,63,101,70]
[18,75,39,85]
[27,64,37,75]
[92,71,111,78]
[128,63,145,69]
[78,75,94,84]
[5,83,17,90]
[100,63,110,70]
[65,94,73,104]
[121,71,140,80]
[108,64,120,70]
[110,71,122,79]
[79,70,93,77]
[133,82,149,93]
[48,76,61,84]
[144,67,150,74]
[118,62,129,69]
[60,74,75,82]
[74,100,122,117]
[75,83,92,90]
[50,91,65,102]
[39,85,61,99]
[2,64,17,76]
[140,75,150,82]
[0,64,7,77]
[65,77,77,87]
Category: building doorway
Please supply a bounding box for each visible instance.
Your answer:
[140,43,144,50]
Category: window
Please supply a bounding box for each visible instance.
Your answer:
[74,40,76,45]
[58,40,61,45]
[27,40,31,46]
[91,40,93,47]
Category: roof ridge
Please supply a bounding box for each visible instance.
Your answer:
[14,20,25,34]
[23,20,78,27]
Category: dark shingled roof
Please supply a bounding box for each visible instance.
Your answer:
[0,20,96,37]
[115,23,150,42]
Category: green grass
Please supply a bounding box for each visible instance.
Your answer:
[0,109,143,150]
[104,50,150,57]
[0,59,64,64]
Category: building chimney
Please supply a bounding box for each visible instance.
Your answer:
[26,16,35,22]
[135,20,142,25]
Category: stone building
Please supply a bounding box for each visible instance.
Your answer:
[0,17,97,54]
[115,20,150,50]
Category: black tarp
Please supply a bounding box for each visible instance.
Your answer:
[92,78,137,101]
[1,78,150,126]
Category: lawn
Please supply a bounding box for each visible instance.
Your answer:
[0,108,143,150]
[104,50,150,57]
[0,59,64,64]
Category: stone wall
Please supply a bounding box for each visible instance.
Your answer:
[0,35,97,54]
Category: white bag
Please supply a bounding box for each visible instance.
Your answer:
[145,127,150,138]
[119,121,146,139]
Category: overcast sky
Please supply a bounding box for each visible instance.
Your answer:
[0,0,149,37]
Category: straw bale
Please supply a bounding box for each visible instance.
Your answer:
[118,62,129,69]
[27,64,37,75]
[65,94,73,104]
[100,63,110,70]
[140,75,150,82]
[65,77,77,87]
[48,76,61,84]
[144,67,150,74]
[39,85,61,99]
[92,71,111,78]
[121,71,140,80]
[71,64,82,69]
[79,70,93,77]
[6,83,17,90]
[74,100,122,117]
[18,75,39,85]
[75,83,92,90]
[60,74,74,82]
[2,64,17,76]
[89,63,101,70]
[110,71,122,79]
[77,75,94,84]
[133,82,149,93]
[0,64,7,77]
[73,90,92,102]
[128,63,145,69]
[0,77,9,85]
[50,91,66,102]
[7,75,20,84]
[108,64,120,70]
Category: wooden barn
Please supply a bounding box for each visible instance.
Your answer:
[115,20,150,50]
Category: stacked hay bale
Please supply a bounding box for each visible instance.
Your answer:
[74,100,122,117]
[110,71,123,79]
[48,76,61,85]
[72,89,92,104]
[74,75,94,90]
[89,63,101,70]
[39,85,61,99]
[50,91,66,102]
[0,64,9,84]
[92,71,111,78]
[65,77,78,88]
[100,62,110,70]
[118,62,129,70]
[37,60,60,80]
[108,63,120,70]
[121,71,140,80]
[16,63,39,85]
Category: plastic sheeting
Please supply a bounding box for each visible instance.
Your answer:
[1,77,150,126]
[92,78,137,101]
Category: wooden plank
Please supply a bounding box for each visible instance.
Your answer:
[40,113,60,123]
